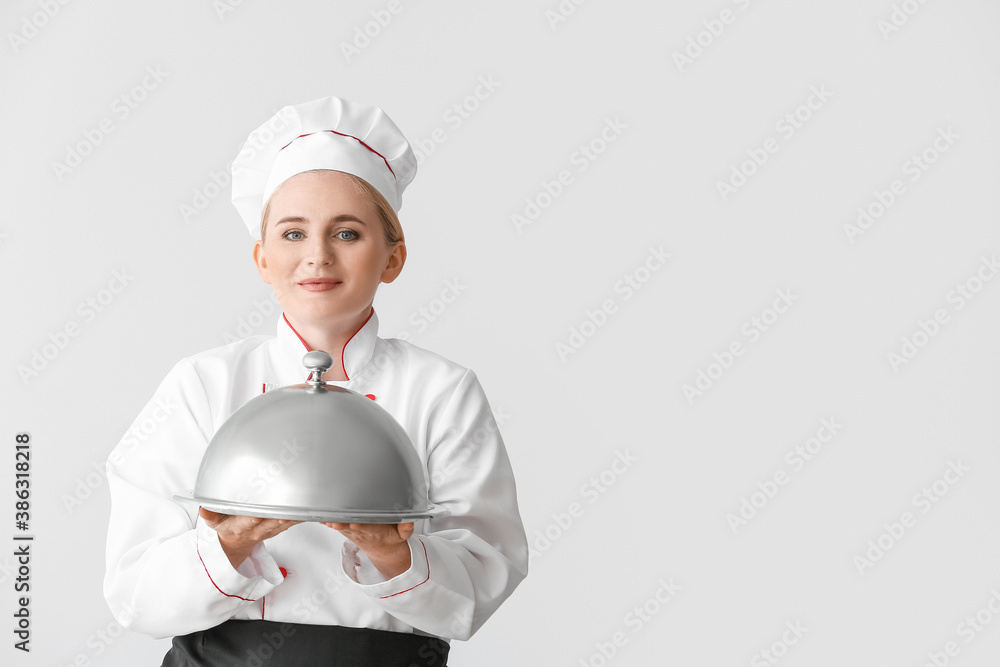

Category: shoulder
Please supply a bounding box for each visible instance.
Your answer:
[158,334,273,394]
[186,333,272,363]
[376,336,477,387]
[373,337,493,419]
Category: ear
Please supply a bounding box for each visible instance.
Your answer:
[252,241,272,284]
[380,242,406,284]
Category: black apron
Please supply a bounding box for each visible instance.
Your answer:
[160,620,449,667]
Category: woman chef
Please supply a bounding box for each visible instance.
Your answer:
[103,96,528,666]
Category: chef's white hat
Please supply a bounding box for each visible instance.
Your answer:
[231,95,417,240]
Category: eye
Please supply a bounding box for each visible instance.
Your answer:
[336,229,359,241]
[282,230,304,241]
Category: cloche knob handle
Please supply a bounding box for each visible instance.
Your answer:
[303,350,334,387]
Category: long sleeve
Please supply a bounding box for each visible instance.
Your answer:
[103,358,284,638]
[342,369,529,639]
[105,329,528,641]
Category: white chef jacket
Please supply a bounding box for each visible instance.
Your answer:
[103,310,528,641]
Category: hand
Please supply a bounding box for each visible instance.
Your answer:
[323,522,414,579]
[199,508,301,569]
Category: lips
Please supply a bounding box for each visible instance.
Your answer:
[298,278,341,292]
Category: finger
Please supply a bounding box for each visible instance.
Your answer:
[199,507,221,521]
[250,518,292,535]
[240,516,262,531]
[221,515,268,537]
[199,508,231,527]
[397,522,414,540]
[349,523,385,537]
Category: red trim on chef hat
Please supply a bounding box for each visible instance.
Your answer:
[231,96,417,240]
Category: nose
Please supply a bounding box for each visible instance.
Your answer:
[306,234,335,266]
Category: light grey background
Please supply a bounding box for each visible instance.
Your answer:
[2,1,999,665]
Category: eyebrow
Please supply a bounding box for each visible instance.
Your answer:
[274,214,368,226]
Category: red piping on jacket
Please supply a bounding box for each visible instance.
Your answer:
[279,130,396,178]
[260,568,287,619]
[196,543,255,603]
[340,309,374,380]
[283,312,312,352]
[282,309,373,381]
[379,540,430,599]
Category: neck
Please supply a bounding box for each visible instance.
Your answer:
[284,308,372,382]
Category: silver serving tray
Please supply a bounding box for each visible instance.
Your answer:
[172,491,450,523]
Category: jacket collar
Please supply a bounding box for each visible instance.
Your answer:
[274,309,380,384]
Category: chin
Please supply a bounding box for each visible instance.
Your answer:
[302,302,358,322]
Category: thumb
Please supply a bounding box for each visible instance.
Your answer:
[397,522,415,540]
[199,507,225,526]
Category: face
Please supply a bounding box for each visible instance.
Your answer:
[253,170,405,332]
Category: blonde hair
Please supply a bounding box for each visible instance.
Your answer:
[259,169,403,246]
